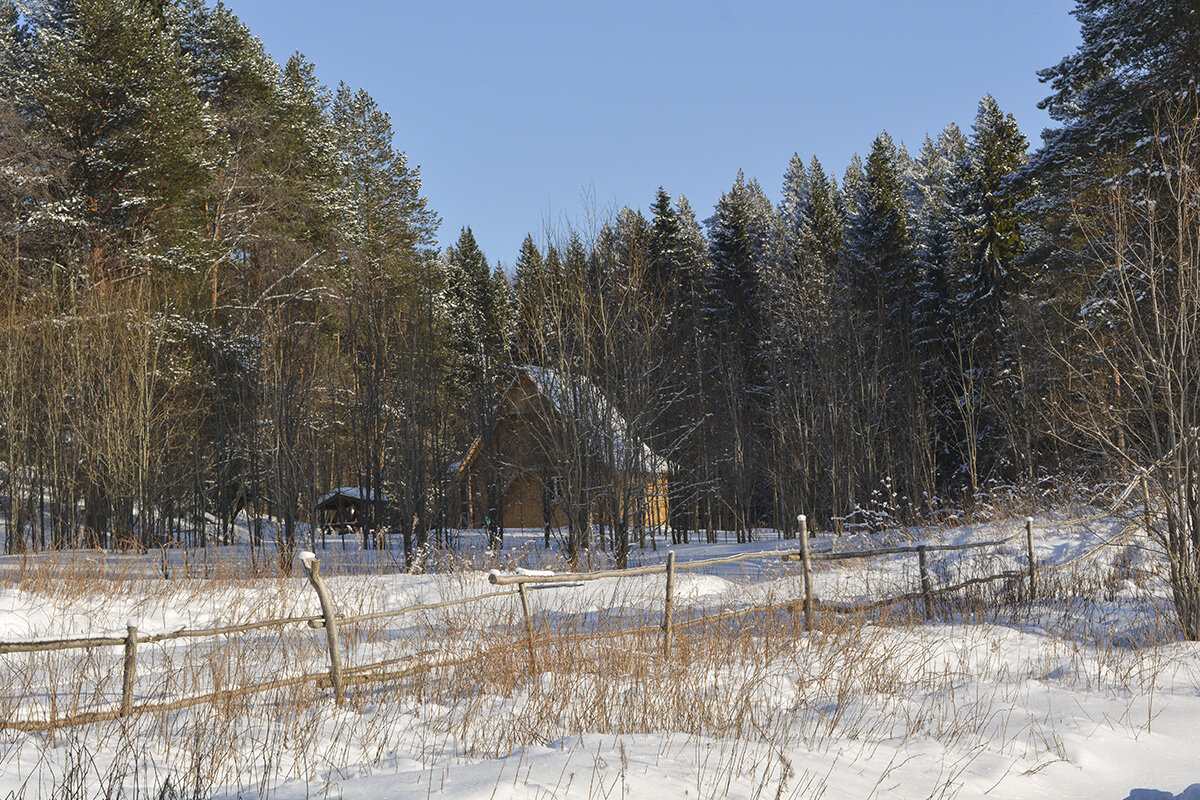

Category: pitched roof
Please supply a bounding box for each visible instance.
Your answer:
[314,487,387,508]
[516,366,667,473]
[456,366,669,476]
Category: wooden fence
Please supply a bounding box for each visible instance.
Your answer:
[0,474,1151,733]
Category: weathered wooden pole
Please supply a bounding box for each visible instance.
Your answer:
[1141,474,1154,537]
[518,582,538,673]
[1025,517,1037,602]
[798,515,814,629]
[120,623,138,716]
[662,551,676,657]
[917,545,933,621]
[300,553,345,705]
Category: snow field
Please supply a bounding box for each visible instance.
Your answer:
[0,516,1196,798]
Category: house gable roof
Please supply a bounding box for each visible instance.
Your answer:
[455,365,669,476]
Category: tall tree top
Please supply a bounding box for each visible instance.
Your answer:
[332,83,438,258]
[22,0,213,279]
[779,153,809,237]
[1033,0,1200,190]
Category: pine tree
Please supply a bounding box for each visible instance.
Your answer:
[23,0,212,281]
[1033,0,1200,203]
[332,82,439,557]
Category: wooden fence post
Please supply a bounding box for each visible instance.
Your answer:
[518,582,538,674]
[917,546,933,620]
[798,515,814,629]
[1025,517,1037,602]
[300,553,345,705]
[662,551,676,658]
[120,623,137,716]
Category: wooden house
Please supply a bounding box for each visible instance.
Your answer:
[452,366,669,531]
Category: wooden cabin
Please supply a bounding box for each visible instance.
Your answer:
[313,487,387,535]
[453,366,669,531]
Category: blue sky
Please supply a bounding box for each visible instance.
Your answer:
[225,0,1081,267]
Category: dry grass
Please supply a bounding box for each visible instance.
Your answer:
[0,528,1188,799]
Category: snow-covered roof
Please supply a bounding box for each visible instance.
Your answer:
[515,365,669,474]
[315,487,388,506]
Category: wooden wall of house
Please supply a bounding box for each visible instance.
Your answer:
[643,474,669,529]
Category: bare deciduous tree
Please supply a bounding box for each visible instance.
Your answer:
[1067,106,1200,638]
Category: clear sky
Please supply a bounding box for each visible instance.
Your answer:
[223,0,1082,268]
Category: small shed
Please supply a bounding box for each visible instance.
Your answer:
[313,487,387,535]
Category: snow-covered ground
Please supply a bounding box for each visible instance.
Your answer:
[0,514,1197,799]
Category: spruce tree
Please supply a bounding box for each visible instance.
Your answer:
[647,187,684,312]
[959,95,1033,480]
[512,234,545,358]
[443,227,511,547]
[960,96,1030,335]
[778,153,808,264]
[910,125,970,489]
[840,132,926,515]
[844,133,915,327]
[704,172,775,388]
[703,171,780,540]
[799,157,843,292]
[839,155,866,252]
[444,227,506,391]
